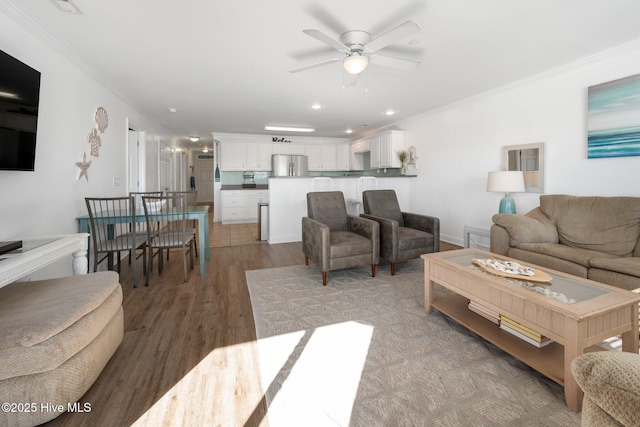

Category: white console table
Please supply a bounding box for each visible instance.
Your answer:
[0,233,89,288]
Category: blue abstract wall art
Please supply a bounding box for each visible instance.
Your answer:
[587,73,640,159]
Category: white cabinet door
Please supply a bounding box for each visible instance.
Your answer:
[246,143,272,171]
[336,144,350,170]
[305,145,323,171]
[246,190,269,221]
[379,130,404,168]
[370,136,381,168]
[220,143,246,171]
[320,145,337,170]
[379,132,393,167]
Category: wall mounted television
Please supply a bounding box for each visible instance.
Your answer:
[0,49,41,171]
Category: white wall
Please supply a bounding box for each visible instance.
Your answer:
[395,40,640,246]
[0,6,177,278]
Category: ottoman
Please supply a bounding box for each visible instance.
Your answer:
[0,271,124,427]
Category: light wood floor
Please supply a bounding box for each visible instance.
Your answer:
[45,221,460,427]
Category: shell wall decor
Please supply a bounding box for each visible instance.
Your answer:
[76,106,109,181]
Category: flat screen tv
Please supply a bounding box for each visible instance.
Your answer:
[0,49,41,171]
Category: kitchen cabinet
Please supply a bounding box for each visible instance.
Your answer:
[221,142,272,171]
[221,189,269,224]
[370,130,404,168]
[272,144,306,155]
[350,139,370,171]
[336,144,350,171]
[306,145,337,171]
[220,143,247,170]
[246,143,272,171]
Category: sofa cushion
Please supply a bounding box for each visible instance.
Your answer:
[0,271,122,380]
[540,195,640,257]
[492,207,559,246]
[515,242,618,268]
[589,257,640,279]
[330,231,372,259]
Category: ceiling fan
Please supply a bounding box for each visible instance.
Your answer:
[289,20,421,75]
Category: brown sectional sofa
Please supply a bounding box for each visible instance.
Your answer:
[490,194,640,293]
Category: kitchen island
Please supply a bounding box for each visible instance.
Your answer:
[268,175,417,244]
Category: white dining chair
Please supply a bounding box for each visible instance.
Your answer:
[348,176,378,215]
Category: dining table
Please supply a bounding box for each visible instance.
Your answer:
[76,205,210,276]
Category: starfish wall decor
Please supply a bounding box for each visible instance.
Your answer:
[76,151,91,181]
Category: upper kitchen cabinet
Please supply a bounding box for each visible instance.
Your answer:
[220,142,272,171]
[336,144,350,171]
[246,143,272,171]
[273,144,306,155]
[306,145,338,171]
[371,130,404,168]
[220,142,247,170]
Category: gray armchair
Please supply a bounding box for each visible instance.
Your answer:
[362,189,440,275]
[302,191,380,286]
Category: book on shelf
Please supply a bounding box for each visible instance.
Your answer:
[499,315,547,341]
[499,323,553,347]
[467,300,500,324]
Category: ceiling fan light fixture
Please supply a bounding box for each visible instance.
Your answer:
[201,146,209,153]
[189,136,200,142]
[343,53,368,75]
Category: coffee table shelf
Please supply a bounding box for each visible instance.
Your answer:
[432,293,601,386]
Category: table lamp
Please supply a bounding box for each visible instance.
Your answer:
[487,171,525,214]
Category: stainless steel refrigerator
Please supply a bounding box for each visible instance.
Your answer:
[271,154,308,176]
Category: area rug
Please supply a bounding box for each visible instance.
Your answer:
[246,260,582,426]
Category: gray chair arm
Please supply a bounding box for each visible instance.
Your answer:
[403,212,440,252]
[348,215,380,264]
[361,213,399,262]
[302,217,330,271]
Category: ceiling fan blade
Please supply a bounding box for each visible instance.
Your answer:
[303,29,351,53]
[289,58,341,73]
[369,55,420,71]
[364,21,421,53]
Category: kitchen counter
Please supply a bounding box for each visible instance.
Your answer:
[221,184,269,190]
[268,175,416,244]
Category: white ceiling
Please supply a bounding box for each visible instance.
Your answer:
[8,0,640,149]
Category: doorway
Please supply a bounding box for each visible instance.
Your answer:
[196,155,214,203]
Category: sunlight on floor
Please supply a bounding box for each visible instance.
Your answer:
[256,321,374,426]
[131,340,261,426]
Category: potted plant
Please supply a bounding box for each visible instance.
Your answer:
[396,150,408,174]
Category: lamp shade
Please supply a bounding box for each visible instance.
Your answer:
[343,53,368,75]
[486,171,525,193]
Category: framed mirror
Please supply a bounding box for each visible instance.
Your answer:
[501,142,545,193]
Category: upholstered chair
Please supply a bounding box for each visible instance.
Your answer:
[571,351,640,427]
[302,191,379,285]
[361,189,440,275]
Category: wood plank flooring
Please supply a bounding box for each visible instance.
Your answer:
[45,223,459,427]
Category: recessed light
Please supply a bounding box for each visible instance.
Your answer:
[345,129,353,134]
[264,126,315,133]
[189,136,200,142]
[385,110,395,116]
[168,107,177,113]
[310,103,323,110]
